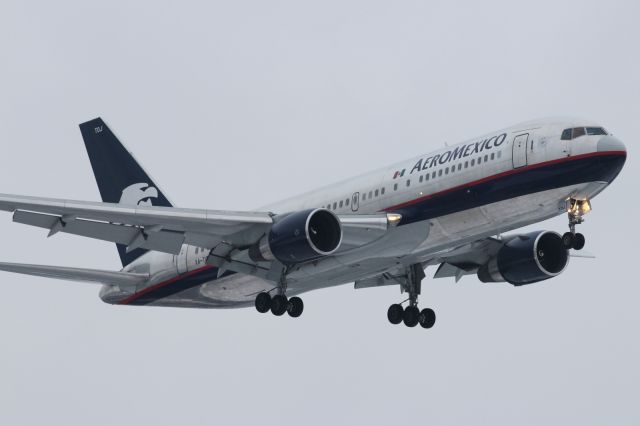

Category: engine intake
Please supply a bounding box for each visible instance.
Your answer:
[478,231,569,286]
[250,209,342,264]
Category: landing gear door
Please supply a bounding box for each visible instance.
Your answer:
[512,133,529,168]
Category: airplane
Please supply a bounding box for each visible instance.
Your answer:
[0,117,626,329]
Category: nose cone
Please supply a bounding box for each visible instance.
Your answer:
[595,135,626,184]
[598,135,626,153]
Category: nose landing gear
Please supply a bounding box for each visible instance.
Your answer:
[562,198,590,251]
[386,264,436,329]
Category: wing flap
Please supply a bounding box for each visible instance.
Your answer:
[0,262,148,286]
[0,193,273,240]
[13,210,185,254]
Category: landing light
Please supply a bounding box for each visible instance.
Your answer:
[387,213,402,227]
[567,199,592,216]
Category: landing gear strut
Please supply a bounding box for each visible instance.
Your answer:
[386,264,436,329]
[562,198,590,251]
[254,270,304,318]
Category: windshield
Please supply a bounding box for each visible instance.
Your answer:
[561,126,608,140]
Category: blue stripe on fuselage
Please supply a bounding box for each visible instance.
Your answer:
[386,152,626,225]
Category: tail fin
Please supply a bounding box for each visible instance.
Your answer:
[79,117,173,267]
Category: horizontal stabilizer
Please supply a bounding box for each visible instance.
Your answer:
[0,262,148,287]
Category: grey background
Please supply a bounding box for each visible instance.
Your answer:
[0,1,638,425]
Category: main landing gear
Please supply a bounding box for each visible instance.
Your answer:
[254,273,304,318]
[255,292,304,318]
[561,198,591,251]
[387,264,436,329]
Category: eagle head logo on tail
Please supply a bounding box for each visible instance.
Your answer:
[119,183,159,207]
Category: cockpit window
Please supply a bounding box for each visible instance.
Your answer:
[586,127,607,136]
[572,127,586,138]
[561,126,608,140]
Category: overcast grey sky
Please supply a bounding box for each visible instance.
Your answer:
[0,1,638,425]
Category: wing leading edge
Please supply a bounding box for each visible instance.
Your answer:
[0,262,148,287]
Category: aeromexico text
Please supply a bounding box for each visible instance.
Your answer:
[408,133,507,175]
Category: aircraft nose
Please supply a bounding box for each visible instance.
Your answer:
[597,135,626,153]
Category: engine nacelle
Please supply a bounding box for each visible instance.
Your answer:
[249,209,343,265]
[477,231,569,286]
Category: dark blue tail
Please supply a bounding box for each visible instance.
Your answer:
[79,117,173,267]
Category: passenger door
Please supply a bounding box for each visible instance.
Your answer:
[512,133,529,168]
[351,192,360,212]
[173,244,188,274]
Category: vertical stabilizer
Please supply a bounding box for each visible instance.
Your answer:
[79,117,173,266]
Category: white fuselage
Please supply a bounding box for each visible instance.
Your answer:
[100,118,626,307]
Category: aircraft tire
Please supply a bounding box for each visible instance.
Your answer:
[387,304,404,324]
[573,233,586,250]
[255,292,272,313]
[287,297,304,318]
[403,306,420,327]
[419,308,436,329]
[271,295,288,316]
[562,232,575,249]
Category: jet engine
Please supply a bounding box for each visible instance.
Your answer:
[477,231,569,285]
[249,208,343,264]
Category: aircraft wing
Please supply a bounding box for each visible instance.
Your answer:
[0,193,274,255]
[0,262,148,287]
[0,193,395,258]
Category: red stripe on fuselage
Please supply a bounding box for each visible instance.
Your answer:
[119,265,215,305]
[384,151,626,212]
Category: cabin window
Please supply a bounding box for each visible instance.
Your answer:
[471,159,475,166]
[425,174,430,181]
[438,169,443,176]
[381,187,385,195]
[394,183,398,191]
[458,163,462,171]
[478,157,482,164]
[484,155,488,162]
[362,193,367,201]
[445,167,449,175]
[419,175,423,183]
[490,153,495,160]
[498,151,502,158]
[375,189,379,197]
[368,190,373,198]
[406,179,410,187]
[432,171,436,179]
[333,202,337,209]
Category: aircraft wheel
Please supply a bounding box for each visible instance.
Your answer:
[419,308,436,329]
[271,295,288,316]
[562,232,575,249]
[387,304,404,325]
[573,233,586,250]
[287,297,304,318]
[403,306,420,327]
[255,292,272,313]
